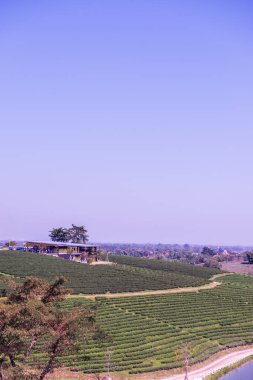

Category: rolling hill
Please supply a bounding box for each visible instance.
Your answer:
[0,250,219,294]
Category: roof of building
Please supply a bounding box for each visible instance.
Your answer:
[25,240,97,248]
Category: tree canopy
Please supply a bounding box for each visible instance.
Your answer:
[49,228,70,242]
[49,224,89,244]
[0,276,96,379]
[201,246,215,256]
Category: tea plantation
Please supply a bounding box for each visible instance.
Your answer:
[27,274,253,376]
[1,251,253,376]
[0,251,219,294]
[109,254,219,279]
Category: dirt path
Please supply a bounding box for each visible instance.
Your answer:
[67,273,231,299]
[161,348,253,380]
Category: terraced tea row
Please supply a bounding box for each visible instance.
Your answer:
[0,251,218,294]
[28,274,253,375]
[108,254,220,278]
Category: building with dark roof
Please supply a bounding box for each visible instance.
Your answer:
[25,240,98,263]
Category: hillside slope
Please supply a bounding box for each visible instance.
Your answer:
[28,274,253,376]
[0,251,219,294]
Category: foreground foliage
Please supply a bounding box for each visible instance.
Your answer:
[0,277,96,380]
[0,251,219,294]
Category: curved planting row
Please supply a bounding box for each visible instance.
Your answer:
[0,251,217,294]
[108,254,220,278]
[27,274,253,375]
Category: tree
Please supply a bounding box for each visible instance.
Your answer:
[177,343,192,380]
[39,306,95,380]
[0,276,97,380]
[246,251,253,264]
[49,228,70,242]
[104,348,113,380]
[69,224,89,244]
[201,246,215,256]
[49,224,89,244]
[203,257,221,269]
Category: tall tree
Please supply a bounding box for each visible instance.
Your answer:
[49,228,70,242]
[69,224,89,244]
[0,276,96,380]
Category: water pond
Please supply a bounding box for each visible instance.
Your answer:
[220,360,253,379]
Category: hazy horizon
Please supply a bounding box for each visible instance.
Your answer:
[1,237,253,249]
[1,1,253,245]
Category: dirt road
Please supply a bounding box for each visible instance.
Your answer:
[67,273,231,299]
[161,348,253,380]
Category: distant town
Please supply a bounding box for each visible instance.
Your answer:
[100,243,253,270]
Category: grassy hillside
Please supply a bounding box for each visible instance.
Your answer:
[0,251,219,294]
[27,274,253,375]
[108,254,219,278]
[2,251,252,376]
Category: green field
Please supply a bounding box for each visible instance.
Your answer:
[3,251,252,376]
[0,251,219,294]
[25,274,253,375]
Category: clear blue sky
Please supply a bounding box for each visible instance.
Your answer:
[1,1,253,245]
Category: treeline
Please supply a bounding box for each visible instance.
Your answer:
[101,244,240,269]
